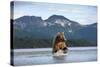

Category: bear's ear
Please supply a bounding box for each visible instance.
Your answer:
[61,32,64,34]
[60,32,64,36]
[57,32,60,35]
[57,32,64,35]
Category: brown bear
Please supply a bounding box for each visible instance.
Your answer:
[52,32,68,55]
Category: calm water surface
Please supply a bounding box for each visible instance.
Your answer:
[13,47,97,66]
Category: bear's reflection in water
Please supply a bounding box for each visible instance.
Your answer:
[52,55,67,63]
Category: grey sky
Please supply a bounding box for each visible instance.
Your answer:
[13,1,97,25]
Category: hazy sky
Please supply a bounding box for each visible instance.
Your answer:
[13,1,97,25]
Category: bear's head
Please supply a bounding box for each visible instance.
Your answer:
[54,32,66,43]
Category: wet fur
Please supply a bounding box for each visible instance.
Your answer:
[52,32,68,54]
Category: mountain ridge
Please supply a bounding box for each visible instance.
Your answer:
[13,15,97,40]
[12,15,97,48]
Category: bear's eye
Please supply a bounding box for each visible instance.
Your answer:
[60,47,62,49]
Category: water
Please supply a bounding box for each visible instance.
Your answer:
[12,47,97,66]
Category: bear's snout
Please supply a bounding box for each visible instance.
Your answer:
[63,47,67,50]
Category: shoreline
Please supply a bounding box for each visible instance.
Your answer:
[13,47,97,52]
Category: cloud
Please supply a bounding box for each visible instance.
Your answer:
[48,7,83,14]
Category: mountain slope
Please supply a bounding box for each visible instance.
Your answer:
[12,15,97,48]
[13,15,97,40]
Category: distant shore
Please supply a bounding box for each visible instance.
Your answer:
[13,46,97,52]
